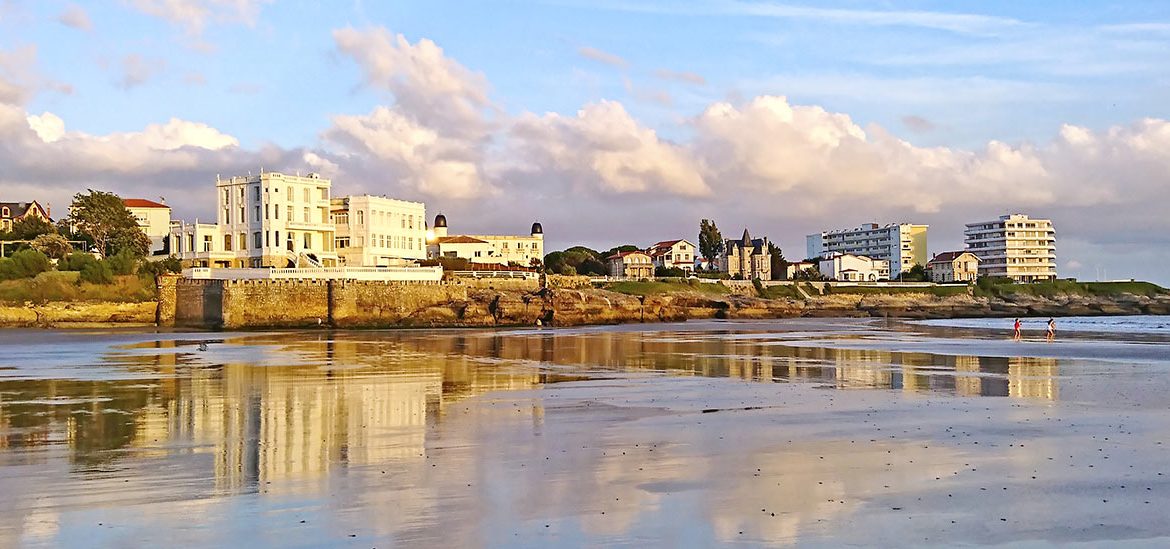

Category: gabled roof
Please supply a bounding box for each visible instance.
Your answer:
[929,251,977,264]
[436,235,489,244]
[607,250,650,260]
[123,198,170,209]
[0,201,49,220]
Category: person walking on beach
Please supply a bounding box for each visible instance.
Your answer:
[1013,318,1022,341]
[1046,318,1056,342]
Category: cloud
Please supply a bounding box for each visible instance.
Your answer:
[333,27,493,137]
[322,106,491,199]
[118,54,165,89]
[508,100,709,197]
[654,68,706,86]
[57,4,92,30]
[901,115,935,133]
[127,0,271,37]
[577,46,627,68]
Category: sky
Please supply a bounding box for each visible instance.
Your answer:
[1,0,1169,283]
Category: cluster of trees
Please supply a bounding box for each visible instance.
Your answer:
[0,190,178,285]
[543,245,641,276]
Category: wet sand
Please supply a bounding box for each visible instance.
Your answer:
[2,319,1169,547]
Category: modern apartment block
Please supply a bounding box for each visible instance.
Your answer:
[331,195,427,267]
[964,213,1056,282]
[806,223,927,278]
[170,172,337,268]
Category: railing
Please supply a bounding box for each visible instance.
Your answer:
[450,270,540,279]
[183,266,443,281]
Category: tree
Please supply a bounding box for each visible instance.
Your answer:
[901,263,928,282]
[67,190,149,258]
[0,249,51,280]
[768,242,788,280]
[602,244,640,258]
[0,216,54,241]
[545,247,607,276]
[698,219,723,266]
[31,233,73,260]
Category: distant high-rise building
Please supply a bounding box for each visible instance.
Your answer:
[964,213,1056,282]
[806,223,928,278]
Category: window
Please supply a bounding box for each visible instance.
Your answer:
[274,204,279,220]
[202,235,211,252]
[319,187,328,200]
[274,230,280,246]
[188,234,195,251]
[254,232,262,249]
[303,188,310,203]
[286,186,293,201]
[286,232,294,251]
[474,251,482,258]
[265,231,270,247]
[239,233,247,250]
[357,210,364,225]
[254,205,261,222]
[254,186,261,201]
[1,207,8,217]
[239,187,244,199]
[239,206,244,223]
[409,215,414,229]
[223,234,233,251]
[287,205,293,221]
[335,212,348,225]
[265,204,270,220]
[336,237,349,249]
[303,207,310,223]
[222,189,229,205]
[223,208,229,224]
[303,232,312,249]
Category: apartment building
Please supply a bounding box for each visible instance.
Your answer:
[964,213,1056,282]
[169,172,337,268]
[806,223,927,278]
[331,195,426,267]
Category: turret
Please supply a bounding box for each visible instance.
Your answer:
[531,221,543,238]
[433,213,448,238]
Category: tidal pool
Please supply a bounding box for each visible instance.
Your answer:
[1,318,1168,547]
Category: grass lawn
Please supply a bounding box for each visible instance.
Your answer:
[0,272,157,304]
[981,280,1167,299]
[604,280,732,296]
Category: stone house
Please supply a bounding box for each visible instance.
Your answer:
[606,250,654,279]
[721,229,771,280]
[928,251,981,283]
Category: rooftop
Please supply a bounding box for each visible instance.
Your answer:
[123,198,169,209]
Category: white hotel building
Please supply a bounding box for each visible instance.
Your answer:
[170,172,338,268]
[964,213,1056,282]
[331,195,427,267]
[806,223,928,279]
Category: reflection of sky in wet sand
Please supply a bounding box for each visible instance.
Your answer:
[1,319,1169,546]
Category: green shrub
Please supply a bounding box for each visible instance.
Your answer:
[106,249,138,276]
[80,261,114,284]
[752,278,767,298]
[0,249,52,280]
[60,252,100,272]
[137,256,182,282]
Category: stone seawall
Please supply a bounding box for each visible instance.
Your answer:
[157,277,1170,330]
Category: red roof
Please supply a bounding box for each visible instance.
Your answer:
[123,198,169,209]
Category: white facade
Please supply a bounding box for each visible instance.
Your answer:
[426,215,544,267]
[123,199,171,255]
[806,223,928,278]
[819,253,890,282]
[332,195,426,267]
[647,239,696,273]
[964,213,1056,282]
[169,172,337,268]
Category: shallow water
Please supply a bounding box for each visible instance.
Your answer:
[2,319,1169,547]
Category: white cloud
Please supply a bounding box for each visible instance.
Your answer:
[127,0,271,36]
[333,27,493,137]
[509,100,709,197]
[57,4,92,30]
[578,46,627,68]
[654,69,706,86]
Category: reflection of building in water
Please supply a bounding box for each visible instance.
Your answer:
[122,337,545,490]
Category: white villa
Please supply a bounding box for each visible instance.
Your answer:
[426,214,544,267]
[818,252,890,282]
[169,172,338,268]
[123,198,171,255]
[332,195,427,267]
[647,239,696,274]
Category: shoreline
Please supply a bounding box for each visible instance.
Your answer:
[3,284,1169,329]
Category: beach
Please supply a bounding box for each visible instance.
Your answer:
[2,318,1169,547]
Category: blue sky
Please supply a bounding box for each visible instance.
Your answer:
[2,0,1170,282]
